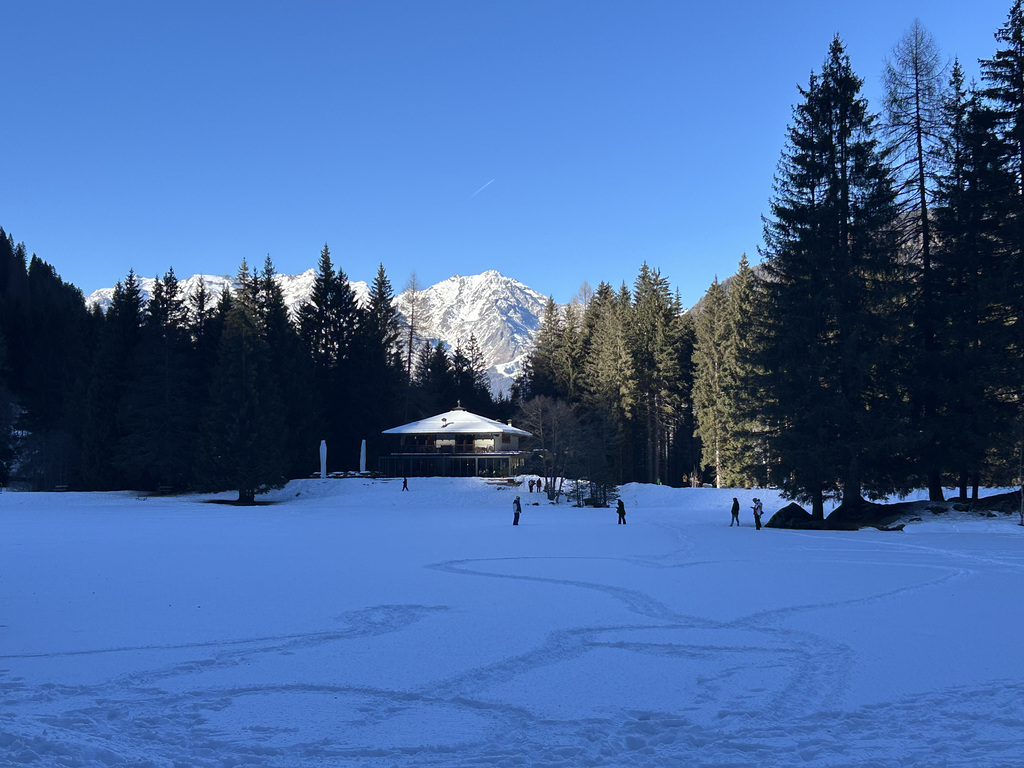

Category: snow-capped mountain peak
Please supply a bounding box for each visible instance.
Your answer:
[86,270,546,395]
[395,271,547,393]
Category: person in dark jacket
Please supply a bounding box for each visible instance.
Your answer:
[513,495,522,526]
[616,499,626,524]
[730,497,740,526]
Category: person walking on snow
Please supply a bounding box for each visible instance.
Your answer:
[513,495,522,526]
[616,499,626,525]
[730,497,740,526]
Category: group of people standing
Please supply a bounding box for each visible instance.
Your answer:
[514,490,767,529]
[730,497,764,529]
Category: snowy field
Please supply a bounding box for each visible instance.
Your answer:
[1,478,1022,767]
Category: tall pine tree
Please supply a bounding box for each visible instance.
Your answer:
[933,77,1017,495]
[692,277,730,487]
[760,37,905,519]
[981,2,1024,488]
[200,260,288,502]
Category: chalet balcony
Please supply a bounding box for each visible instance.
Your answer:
[390,445,519,455]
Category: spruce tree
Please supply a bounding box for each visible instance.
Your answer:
[259,256,313,480]
[933,83,1017,495]
[982,0,1024,204]
[627,264,685,484]
[721,254,762,486]
[352,264,404,463]
[415,340,455,415]
[451,334,492,414]
[200,260,288,502]
[81,271,146,489]
[187,280,224,380]
[298,244,341,368]
[760,37,905,519]
[581,282,633,484]
[554,301,586,403]
[525,297,564,399]
[116,269,195,489]
[669,307,699,487]
[296,244,365,469]
[365,264,402,366]
[692,277,730,486]
[981,2,1024,485]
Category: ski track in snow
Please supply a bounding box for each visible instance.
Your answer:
[2,492,1023,766]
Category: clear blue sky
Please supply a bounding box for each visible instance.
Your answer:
[1,0,1010,307]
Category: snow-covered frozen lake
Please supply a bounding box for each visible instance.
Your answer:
[1,478,1021,767]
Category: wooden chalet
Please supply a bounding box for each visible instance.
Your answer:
[379,406,531,478]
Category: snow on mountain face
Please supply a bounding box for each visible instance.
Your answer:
[395,270,547,396]
[275,270,372,311]
[86,270,545,396]
[87,274,234,314]
[86,271,372,314]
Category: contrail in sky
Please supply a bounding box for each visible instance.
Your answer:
[466,179,495,201]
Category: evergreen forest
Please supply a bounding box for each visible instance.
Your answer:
[3,7,1024,511]
[0,243,500,500]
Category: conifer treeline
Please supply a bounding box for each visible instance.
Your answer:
[514,267,698,490]
[0,239,504,496]
[521,11,1024,509]
[4,7,1024,506]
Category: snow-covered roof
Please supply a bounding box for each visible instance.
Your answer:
[382,408,531,436]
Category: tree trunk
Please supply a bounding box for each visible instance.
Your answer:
[646,403,656,484]
[844,457,864,508]
[811,485,824,522]
[927,469,944,502]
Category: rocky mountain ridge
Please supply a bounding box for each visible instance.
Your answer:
[87,270,546,396]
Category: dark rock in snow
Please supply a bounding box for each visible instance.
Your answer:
[765,502,818,529]
[765,488,1021,532]
[825,500,902,531]
[965,489,1023,515]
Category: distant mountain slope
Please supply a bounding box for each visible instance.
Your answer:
[85,271,371,314]
[86,270,545,396]
[396,271,547,395]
